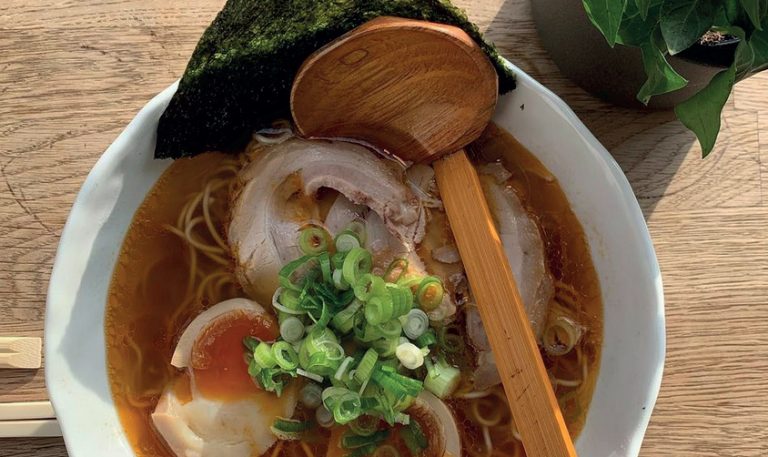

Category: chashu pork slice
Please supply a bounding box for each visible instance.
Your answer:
[229,139,425,304]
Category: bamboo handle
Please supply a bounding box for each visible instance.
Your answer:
[0,337,42,369]
[434,150,577,457]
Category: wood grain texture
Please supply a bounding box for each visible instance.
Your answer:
[436,151,576,457]
[0,0,766,456]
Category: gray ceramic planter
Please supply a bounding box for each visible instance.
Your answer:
[532,0,737,109]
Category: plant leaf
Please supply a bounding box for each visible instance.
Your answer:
[674,66,735,157]
[715,0,741,26]
[637,29,688,104]
[635,0,652,19]
[739,0,764,30]
[751,25,768,71]
[660,0,717,54]
[583,0,628,46]
[617,0,663,46]
[730,28,755,80]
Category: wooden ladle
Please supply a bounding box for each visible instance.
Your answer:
[291,17,577,457]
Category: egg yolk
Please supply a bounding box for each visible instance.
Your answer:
[190,310,278,401]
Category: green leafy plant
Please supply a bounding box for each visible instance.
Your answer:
[582,0,768,156]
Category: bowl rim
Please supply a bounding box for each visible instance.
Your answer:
[45,60,665,456]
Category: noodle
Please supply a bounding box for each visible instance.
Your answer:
[159,160,241,337]
[456,390,493,400]
[481,426,492,457]
[300,441,315,457]
[270,442,285,457]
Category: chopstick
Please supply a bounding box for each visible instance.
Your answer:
[0,401,55,421]
[0,419,61,438]
[0,337,42,369]
[0,401,60,438]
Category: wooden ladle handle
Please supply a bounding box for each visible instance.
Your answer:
[434,151,577,457]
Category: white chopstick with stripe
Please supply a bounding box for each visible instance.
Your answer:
[0,401,55,421]
[0,419,61,438]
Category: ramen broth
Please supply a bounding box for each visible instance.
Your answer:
[106,125,602,457]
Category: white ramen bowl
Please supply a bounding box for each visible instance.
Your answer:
[45,61,665,457]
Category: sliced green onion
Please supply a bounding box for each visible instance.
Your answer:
[279,288,301,308]
[331,300,362,334]
[354,273,386,301]
[272,288,306,315]
[310,299,332,333]
[322,387,363,424]
[270,417,312,440]
[299,328,339,370]
[253,342,277,368]
[306,340,345,376]
[272,341,299,370]
[396,274,423,292]
[371,337,399,358]
[335,229,362,252]
[299,225,331,255]
[364,295,394,326]
[377,320,403,338]
[251,367,289,396]
[402,309,429,340]
[415,329,437,348]
[395,342,425,370]
[372,369,423,398]
[331,251,347,270]
[342,247,373,286]
[345,220,367,245]
[354,349,379,385]
[273,301,307,316]
[424,358,461,399]
[316,406,335,428]
[279,255,319,291]
[416,276,444,311]
[280,316,305,343]
[355,322,385,343]
[333,268,350,290]
[341,429,389,449]
[385,283,414,318]
[401,421,428,456]
[349,415,380,437]
[346,443,379,457]
[334,356,355,381]
[383,258,409,283]
[297,368,324,383]
[394,412,411,425]
[318,252,332,284]
[300,383,323,409]
[243,336,260,353]
[373,444,401,457]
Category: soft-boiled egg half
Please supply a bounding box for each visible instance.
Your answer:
[152,298,298,457]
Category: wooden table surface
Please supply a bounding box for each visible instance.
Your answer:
[1,1,766,456]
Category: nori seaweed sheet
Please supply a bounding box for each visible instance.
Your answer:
[155,0,516,159]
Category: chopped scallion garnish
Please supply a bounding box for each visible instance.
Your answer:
[253,342,277,368]
[280,316,305,343]
[299,225,331,255]
[395,342,425,370]
[424,358,461,399]
[335,229,362,252]
[402,308,429,340]
[342,247,373,286]
[272,341,299,371]
[416,276,444,311]
[300,383,323,409]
